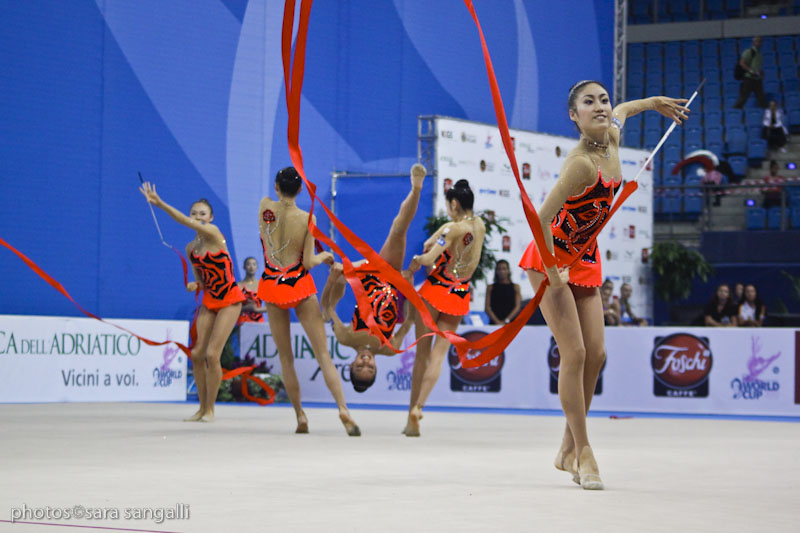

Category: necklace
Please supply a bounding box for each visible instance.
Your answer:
[583,135,610,160]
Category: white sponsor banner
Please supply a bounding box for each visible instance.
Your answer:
[241,322,800,417]
[434,117,653,320]
[0,315,188,402]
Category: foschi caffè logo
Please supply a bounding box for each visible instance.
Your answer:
[0,331,142,356]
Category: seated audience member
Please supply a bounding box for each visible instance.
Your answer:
[601,279,620,326]
[485,259,521,325]
[762,160,787,209]
[732,282,745,306]
[704,283,738,327]
[738,283,767,327]
[762,100,789,153]
[618,283,648,326]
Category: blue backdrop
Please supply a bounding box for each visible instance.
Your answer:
[0,0,612,320]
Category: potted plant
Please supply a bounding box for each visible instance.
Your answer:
[650,241,714,302]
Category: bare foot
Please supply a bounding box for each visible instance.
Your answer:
[199,410,215,423]
[405,405,422,437]
[410,164,426,189]
[183,409,205,422]
[339,410,361,437]
[295,411,309,434]
[554,448,580,485]
[577,446,603,490]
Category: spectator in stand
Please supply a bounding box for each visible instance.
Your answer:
[762,160,787,209]
[618,283,648,326]
[732,282,745,306]
[704,283,739,327]
[734,36,767,109]
[738,283,767,327]
[485,259,522,325]
[600,279,619,326]
[762,100,789,153]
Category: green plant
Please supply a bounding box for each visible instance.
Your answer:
[650,241,714,302]
[424,210,508,285]
[781,270,800,304]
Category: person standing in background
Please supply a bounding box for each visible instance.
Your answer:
[734,36,767,109]
[485,259,521,325]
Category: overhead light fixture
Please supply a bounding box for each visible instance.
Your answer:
[746,198,755,206]
[787,162,797,170]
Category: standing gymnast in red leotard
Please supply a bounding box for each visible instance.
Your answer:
[520,81,689,489]
[404,179,485,437]
[139,182,245,423]
[258,167,360,436]
[237,257,266,325]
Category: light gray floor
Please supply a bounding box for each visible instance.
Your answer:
[0,403,798,533]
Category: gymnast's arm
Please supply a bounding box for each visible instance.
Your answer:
[139,181,221,243]
[612,96,690,131]
[382,298,416,354]
[185,242,203,292]
[408,223,455,272]
[301,214,334,269]
[538,156,596,288]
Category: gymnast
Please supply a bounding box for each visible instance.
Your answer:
[258,167,360,436]
[404,179,485,437]
[139,183,245,422]
[519,80,689,489]
[237,257,267,325]
[320,164,426,393]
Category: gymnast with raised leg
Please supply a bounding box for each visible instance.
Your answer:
[258,167,360,436]
[404,179,485,437]
[519,80,689,489]
[320,164,426,393]
[139,184,245,422]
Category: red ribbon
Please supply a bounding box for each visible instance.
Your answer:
[221,365,276,405]
[279,0,641,369]
[1,236,277,404]
[0,236,194,359]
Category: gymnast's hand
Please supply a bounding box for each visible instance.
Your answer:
[408,255,422,274]
[651,96,690,125]
[318,251,335,266]
[138,181,164,207]
[186,281,201,292]
[545,265,570,289]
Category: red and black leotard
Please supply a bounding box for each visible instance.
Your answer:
[418,249,471,316]
[190,249,246,311]
[257,254,316,310]
[237,286,265,325]
[350,262,400,341]
[520,168,620,287]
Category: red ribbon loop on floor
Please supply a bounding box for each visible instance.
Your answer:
[221,365,276,405]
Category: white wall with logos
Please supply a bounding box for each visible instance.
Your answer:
[433,117,654,320]
[0,315,188,402]
[240,322,800,417]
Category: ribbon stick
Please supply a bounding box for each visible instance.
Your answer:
[631,79,705,184]
[138,172,193,290]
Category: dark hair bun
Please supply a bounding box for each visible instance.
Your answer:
[445,179,474,210]
[275,166,302,196]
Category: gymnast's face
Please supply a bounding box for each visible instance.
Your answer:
[570,83,612,135]
[244,258,259,276]
[621,283,632,300]
[351,349,377,382]
[190,203,213,224]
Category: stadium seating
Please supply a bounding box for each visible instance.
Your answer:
[745,208,766,230]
